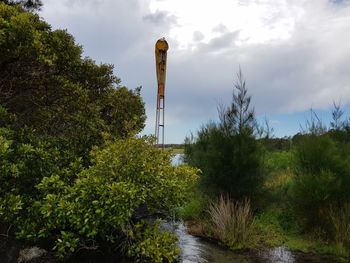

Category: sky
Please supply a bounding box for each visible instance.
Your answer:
[41,0,350,143]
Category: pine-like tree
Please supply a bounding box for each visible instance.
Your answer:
[185,70,263,201]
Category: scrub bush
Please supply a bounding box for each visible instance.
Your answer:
[290,134,350,241]
[1,137,198,260]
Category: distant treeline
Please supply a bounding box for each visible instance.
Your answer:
[164,144,185,149]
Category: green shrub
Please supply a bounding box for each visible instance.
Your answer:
[0,123,77,227]
[1,137,198,260]
[265,151,293,172]
[290,135,350,238]
[263,150,294,207]
[127,221,180,263]
[251,210,286,248]
[178,191,207,221]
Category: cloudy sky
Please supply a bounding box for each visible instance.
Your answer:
[41,0,350,143]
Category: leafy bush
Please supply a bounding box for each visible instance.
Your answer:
[127,221,180,263]
[0,119,81,229]
[2,137,198,260]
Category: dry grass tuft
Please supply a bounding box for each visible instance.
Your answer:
[329,203,350,247]
[207,195,254,247]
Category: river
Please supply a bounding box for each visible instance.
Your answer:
[172,222,341,263]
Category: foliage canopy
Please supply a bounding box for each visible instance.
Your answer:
[0,0,41,11]
[0,3,146,160]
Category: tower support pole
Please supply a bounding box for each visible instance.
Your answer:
[154,38,168,148]
[155,94,165,147]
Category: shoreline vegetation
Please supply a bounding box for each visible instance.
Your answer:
[184,223,346,263]
[180,70,350,262]
[1,1,349,262]
[182,201,348,262]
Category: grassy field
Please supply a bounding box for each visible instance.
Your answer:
[170,148,184,154]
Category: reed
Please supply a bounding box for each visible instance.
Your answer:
[208,195,254,247]
[329,203,350,247]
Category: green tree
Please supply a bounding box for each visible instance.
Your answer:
[0,3,145,159]
[330,102,344,130]
[218,69,256,136]
[185,70,263,201]
[0,0,42,11]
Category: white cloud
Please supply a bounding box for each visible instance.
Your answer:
[41,0,350,142]
[150,0,304,48]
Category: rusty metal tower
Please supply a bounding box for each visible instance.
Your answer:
[155,38,168,148]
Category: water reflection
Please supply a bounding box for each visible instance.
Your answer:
[175,223,258,263]
[3,222,339,263]
[258,246,294,263]
[174,222,338,263]
[172,153,184,166]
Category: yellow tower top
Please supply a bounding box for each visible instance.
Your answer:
[155,37,169,52]
[155,38,168,98]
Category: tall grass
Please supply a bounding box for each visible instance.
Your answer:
[329,204,350,247]
[207,195,253,248]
